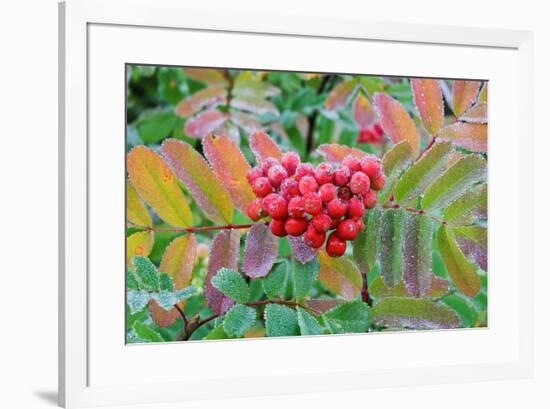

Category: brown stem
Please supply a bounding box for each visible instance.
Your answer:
[128,221,260,234]
[305,74,333,156]
[389,204,447,225]
[361,271,373,307]
[417,136,436,160]
[174,303,188,327]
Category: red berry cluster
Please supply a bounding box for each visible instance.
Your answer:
[357,123,384,144]
[246,152,385,257]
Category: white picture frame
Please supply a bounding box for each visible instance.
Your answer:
[59,0,534,407]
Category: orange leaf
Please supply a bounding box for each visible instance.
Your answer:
[451,80,481,117]
[203,134,255,214]
[325,79,357,110]
[127,146,193,227]
[127,181,152,227]
[183,68,229,87]
[126,231,154,265]
[318,250,363,300]
[438,123,487,153]
[175,86,227,118]
[373,93,419,157]
[411,79,444,135]
[250,130,283,163]
[184,110,228,139]
[316,144,368,163]
[459,103,487,124]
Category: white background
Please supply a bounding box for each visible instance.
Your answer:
[0,0,547,408]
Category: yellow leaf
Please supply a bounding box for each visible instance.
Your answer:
[318,250,362,300]
[126,231,154,265]
[126,181,152,227]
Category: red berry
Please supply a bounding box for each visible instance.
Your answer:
[314,163,334,185]
[247,198,265,221]
[333,166,351,186]
[270,219,287,237]
[312,213,332,233]
[319,183,337,202]
[295,163,314,179]
[281,152,301,176]
[302,192,322,215]
[357,128,375,144]
[337,186,353,201]
[349,171,370,195]
[305,225,326,249]
[267,165,288,188]
[263,193,288,220]
[252,177,273,197]
[363,189,378,209]
[280,178,300,200]
[327,198,347,219]
[260,157,279,175]
[355,218,365,232]
[373,123,384,137]
[347,197,365,218]
[342,155,362,172]
[360,157,382,179]
[287,196,306,218]
[337,219,358,241]
[246,167,264,185]
[326,231,346,257]
[330,217,340,229]
[285,217,309,236]
[298,175,319,194]
[371,174,386,191]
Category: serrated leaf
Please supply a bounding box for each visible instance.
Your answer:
[322,301,370,334]
[305,299,345,314]
[438,122,487,153]
[132,256,159,291]
[223,304,257,337]
[373,92,419,157]
[126,269,140,290]
[159,234,197,290]
[211,268,250,304]
[158,273,174,292]
[161,139,233,224]
[287,234,318,264]
[393,141,453,205]
[126,231,154,265]
[437,225,481,296]
[175,85,227,118]
[174,286,198,300]
[325,79,357,110]
[150,291,178,311]
[451,80,480,117]
[231,96,279,116]
[378,141,413,203]
[443,183,487,225]
[183,110,228,139]
[293,258,320,302]
[353,94,377,129]
[261,262,288,299]
[296,307,323,335]
[371,297,459,329]
[453,226,487,272]
[127,181,152,227]
[249,130,284,162]
[369,275,449,299]
[127,290,151,314]
[242,223,279,278]
[403,213,433,297]
[353,206,382,273]
[183,68,229,87]
[318,250,363,300]
[411,79,444,135]
[203,134,255,214]
[133,321,164,343]
[460,103,487,124]
[264,304,300,337]
[316,143,368,163]
[127,146,192,227]
[204,325,231,340]
[421,155,486,210]
[379,208,405,288]
[205,230,240,314]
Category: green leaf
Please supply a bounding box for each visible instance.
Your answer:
[371,297,459,329]
[174,286,198,301]
[126,290,151,314]
[264,304,300,337]
[443,183,487,225]
[136,109,178,144]
[453,226,487,272]
[151,291,178,311]
[211,268,250,304]
[403,213,433,297]
[133,321,164,343]
[132,256,159,291]
[293,258,320,302]
[322,301,370,334]
[393,142,453,205]
[204,325,231,340]
[379,208,405,288]
[318,250,363,300]
[296,307,323,335]
[442,293,479,327]
[158,273,174,292]
[126,269,140,290]
[353,206,382,273]
[378,142,413,204]
[437,123,487,153]
[261,262,288,299]
[421,155,486,210]
[369,275,449,299]
[436,225,481,296]
[223,304,257,337]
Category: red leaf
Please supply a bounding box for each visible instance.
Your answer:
[316,144,368,163]
[411,79,444,135]
[242,223,279,278]
[175,86,227,118]
[184,110,228,139]
[325,79,357,110]
[250,130,283,163]
[231,111,262,133]
[438,123,487,153]
[459,103,487,124]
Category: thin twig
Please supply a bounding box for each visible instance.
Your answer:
[128,221,260,234]
[174,304,188,327]
[305,74,333,155]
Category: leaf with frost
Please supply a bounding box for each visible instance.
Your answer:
[205,230,240,314]
[233,79,281,98]
[438,122,487,153]
[132,256,159,291]
[316,144,369,163]
[159,234,196,290]
[293,258,320,302]
[477,82,488,103]
[353,94,377,129]
[453,226,487,272]
[175,85,227,118]
[443,183,487,226]
[318,250,363,300]
[322,301,370,334]
[442,293,479,328]
[459,103,487,124]
[161,139,234,224]
[264,304,300,337]
[378,141,413,204]
[451,80,480,117]
[379,208,405,288]
[183,110,228,139]
[325,79,358,110]
[126,269,140,290]
[127,181,152,227]
[223,304,257,337]
[403,213,433,297]
[230,95,279,116]
[242,223,279,278]
[261,262,288,299]
[205,325,231,340]
[126,231,154,266]
[231,111,262,133]
[133,321,164,343]
[183,68,229,87]
[127,290,151,314]
[353,206,382,273]
[305,299,345,314]
[249,130,284,162]
[158,273,174,292]
[150,291,178,311]
[296,307,323,335]
[211,268,250,304]
[369,275,449,299]
[411,79,444,135]
[287,234,318,264]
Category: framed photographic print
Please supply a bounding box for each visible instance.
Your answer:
[59,0,534,407]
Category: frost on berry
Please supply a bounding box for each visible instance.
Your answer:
[288,196,306,218]
[281,151,301,175]
[295,163,314,179]
[349,171,370,195]
[333,166,351,186]
[288,234,318,264]
[267,164,288,188]
[319,183,337,202]
[314,163,334,185]
[298,175,319,194]
[242,223,279,279]
[302,192,322,215]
